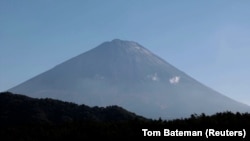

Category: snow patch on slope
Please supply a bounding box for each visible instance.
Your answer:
[169,76,180,84]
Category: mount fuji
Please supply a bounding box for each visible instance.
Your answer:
[9,39,250,119]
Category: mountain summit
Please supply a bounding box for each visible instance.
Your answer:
[9,39,250,119]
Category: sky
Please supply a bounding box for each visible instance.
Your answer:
[1,0,250,105]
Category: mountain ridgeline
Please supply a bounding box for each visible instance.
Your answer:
[0,92,144,124]
[1,92,250,139]
[9,39,250,119]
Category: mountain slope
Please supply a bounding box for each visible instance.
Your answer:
[9,39,250,119]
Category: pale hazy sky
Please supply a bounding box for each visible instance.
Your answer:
[1,0,250,105]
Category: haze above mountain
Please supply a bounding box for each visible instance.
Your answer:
[9,39,250,119]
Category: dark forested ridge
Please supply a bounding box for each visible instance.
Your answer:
[0,92,145,124]
[0,92,250,140]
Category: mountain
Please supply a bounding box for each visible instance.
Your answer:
[9,39,250,119]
